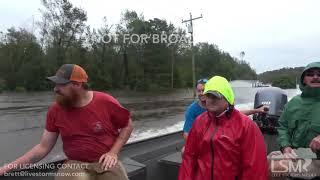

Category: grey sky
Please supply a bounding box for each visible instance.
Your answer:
[0,0,319,73]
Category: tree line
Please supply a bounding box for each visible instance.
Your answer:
[258,67,304,89]
[0,0,257,92]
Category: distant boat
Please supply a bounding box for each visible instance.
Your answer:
[252,81,270,88]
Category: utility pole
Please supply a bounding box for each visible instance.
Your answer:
[240,51,245,62]
[171,47,175,89]
[182,12,203,98]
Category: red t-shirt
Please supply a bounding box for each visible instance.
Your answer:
[45,91,130,162]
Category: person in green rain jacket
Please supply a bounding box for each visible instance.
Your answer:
[277,61,320,158]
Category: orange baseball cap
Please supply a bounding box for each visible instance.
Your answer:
[47,64,88,84]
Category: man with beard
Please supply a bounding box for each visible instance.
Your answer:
[0,64,133,180]
[274,62,320,179]
[179,76,268,180]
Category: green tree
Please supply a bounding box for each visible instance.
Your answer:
[0,28,46,91]
[258,67,304,85]
[0,6,259,92]
[39,0,87,70]
[271,75,296,89]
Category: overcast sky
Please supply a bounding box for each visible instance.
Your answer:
[0,0,319,73]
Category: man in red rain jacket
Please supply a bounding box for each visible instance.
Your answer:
[179,76,268,180]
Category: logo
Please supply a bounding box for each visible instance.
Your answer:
[261,101,271,106]
[269,158,318,178]
[271,159,311,173]
[92,121,104,133]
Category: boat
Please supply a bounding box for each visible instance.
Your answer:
[1,87,305,180]
[252,81,271,88]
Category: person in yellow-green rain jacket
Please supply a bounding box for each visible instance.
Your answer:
[179,76,268,180]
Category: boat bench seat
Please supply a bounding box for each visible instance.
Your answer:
[121,157,146,180]
[158,152,182,180]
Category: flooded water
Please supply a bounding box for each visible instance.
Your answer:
[0,80,300,165]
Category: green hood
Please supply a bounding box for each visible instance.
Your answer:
[299,62,320,91]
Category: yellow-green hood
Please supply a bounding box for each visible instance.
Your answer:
[204,76,235,105]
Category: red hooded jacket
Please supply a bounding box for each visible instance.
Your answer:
[179,109,268,180]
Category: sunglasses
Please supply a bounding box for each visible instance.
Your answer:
[305,72,320,77]
[196,78,208,85]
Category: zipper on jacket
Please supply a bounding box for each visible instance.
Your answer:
[210,124,218,180]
